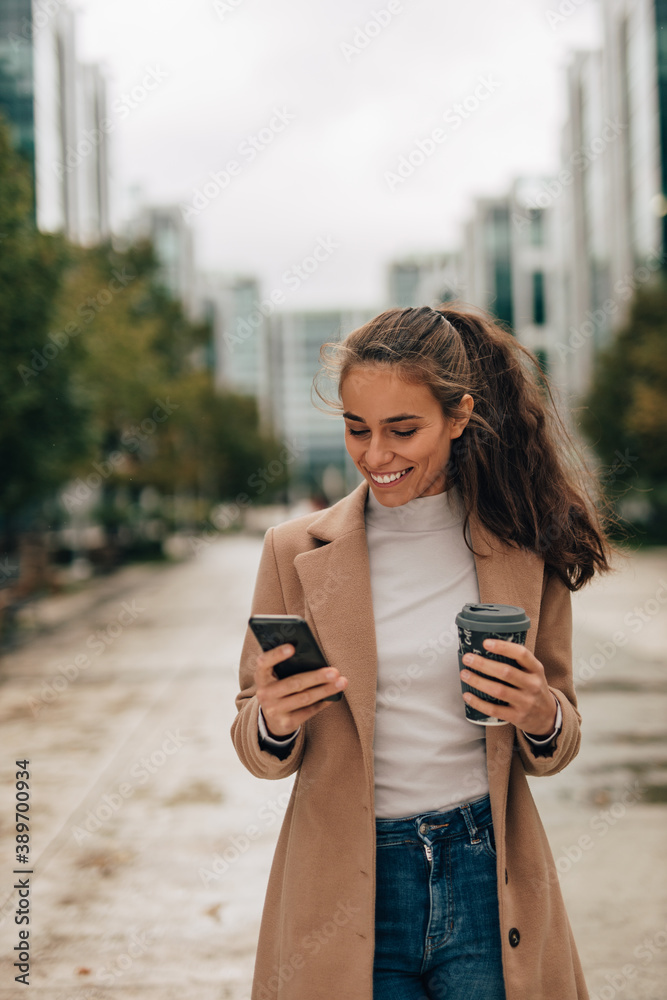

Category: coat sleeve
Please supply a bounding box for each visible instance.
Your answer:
[229,526,307,779]
[513,567,582,777]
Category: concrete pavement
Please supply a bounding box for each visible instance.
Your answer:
[0,535,664,999]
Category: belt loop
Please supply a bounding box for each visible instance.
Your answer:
[460,803,481,844]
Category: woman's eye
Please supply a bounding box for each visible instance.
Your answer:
[346,427,417,438]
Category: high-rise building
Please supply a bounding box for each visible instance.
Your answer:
[462,195,515,330]
[553,0,667,401]
[129,205,196,317]
[557,49,616,396]
[387,252,465,308]
[0,0,110,243]
[267,309,376,500]
[602,0,666,285]
[459,181,563,385]
[193,272,270,425]
[507,177,565,389]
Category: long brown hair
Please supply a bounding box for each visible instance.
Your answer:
[314,301,618,591]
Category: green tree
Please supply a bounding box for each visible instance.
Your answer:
[137,371,287,503]
[582,276,667,539]
[0,115,91,530]
[55,241,286,523]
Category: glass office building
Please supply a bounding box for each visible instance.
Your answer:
[387,253,464,308]
[0,0,36,212]
[267,309,376,500]
[0,0,110,242]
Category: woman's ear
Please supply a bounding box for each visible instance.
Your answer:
[450,394,474,439]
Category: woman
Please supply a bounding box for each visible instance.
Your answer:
[230,303,615,1000]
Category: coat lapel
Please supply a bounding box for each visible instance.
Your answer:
[294,480,545,773]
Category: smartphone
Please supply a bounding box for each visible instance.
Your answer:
[248,614,343,702]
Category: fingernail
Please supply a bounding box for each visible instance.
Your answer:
[462,653,473,664]
[325,669,336,679]
[335,678,346,688]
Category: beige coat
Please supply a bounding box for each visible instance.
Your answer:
[230,480,590,1000]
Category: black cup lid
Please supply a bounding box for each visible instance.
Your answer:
[455,603,530,632]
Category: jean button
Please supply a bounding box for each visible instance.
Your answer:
[419,823,429,833]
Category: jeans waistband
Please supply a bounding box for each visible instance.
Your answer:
[375,793,493,844]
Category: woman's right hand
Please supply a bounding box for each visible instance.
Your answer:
[254,644,349,738]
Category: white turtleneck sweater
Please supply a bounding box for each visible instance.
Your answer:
[257,485,559,818]
[363,484,488,816]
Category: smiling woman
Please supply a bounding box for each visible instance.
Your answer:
[231,302,618,1000]
[341,367,474,500]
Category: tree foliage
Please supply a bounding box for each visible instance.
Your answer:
[0,113,289,538]
[582,275,667,536]
[0,115,90,520]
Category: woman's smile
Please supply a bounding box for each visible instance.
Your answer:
[340,367,473,505]
[368,467,414,486]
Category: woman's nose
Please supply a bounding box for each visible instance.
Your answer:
[364,435,394,468]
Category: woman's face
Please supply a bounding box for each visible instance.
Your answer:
[341,365,473,506]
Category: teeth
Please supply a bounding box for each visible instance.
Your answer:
[370,469,410,484]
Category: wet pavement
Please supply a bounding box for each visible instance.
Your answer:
[0,534,665,999]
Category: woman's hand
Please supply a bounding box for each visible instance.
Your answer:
[460,638,558,736]
[254,644,349,738]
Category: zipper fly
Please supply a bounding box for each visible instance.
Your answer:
[423,842,433,866]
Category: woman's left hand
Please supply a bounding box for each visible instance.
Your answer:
[460,638,558,736]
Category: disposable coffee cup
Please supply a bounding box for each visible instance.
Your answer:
[455,603,531,726]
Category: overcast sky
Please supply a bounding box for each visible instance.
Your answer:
[73,0,602,309]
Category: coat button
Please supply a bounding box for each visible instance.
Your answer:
[509,927,520,948]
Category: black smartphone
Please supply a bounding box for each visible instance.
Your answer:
[248,614,343,702]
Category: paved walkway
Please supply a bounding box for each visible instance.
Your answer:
[0,535,664,999]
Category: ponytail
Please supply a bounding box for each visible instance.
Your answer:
[314,301,617,590]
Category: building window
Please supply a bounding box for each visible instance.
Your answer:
[534,349,548,388]
[532,272,546,325]
[528,208,544,246]
[486,207,513,328]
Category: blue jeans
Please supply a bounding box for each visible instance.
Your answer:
[373,793,506,1000]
